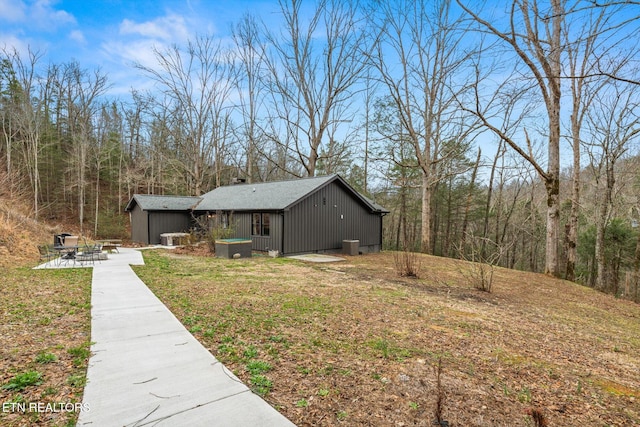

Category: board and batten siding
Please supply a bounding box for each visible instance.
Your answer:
[230,212,283,253]
[130,204,149,244]
[147,212,192,244]
[283,181,382,255]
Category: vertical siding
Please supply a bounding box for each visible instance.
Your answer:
[229,211,283,253]
[283,181,383,255]
[130,204,149,244]
[230,212,252,238]
[148,212,192,244]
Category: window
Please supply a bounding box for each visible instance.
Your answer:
[262,213,270,236]
[252,213,270,236]
[252,213,261,235]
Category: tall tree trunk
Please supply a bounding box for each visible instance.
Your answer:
[595,163,615,290]
[544,176,560,276]
[78,136,86,234]
[595,200,608,290]
[460,148,481,256]
[634,226,640,300]
[420,173,432,254]
[482,141,503,259]
[544,0,562,277]
[565,126,580,281]
[459,0,563,276]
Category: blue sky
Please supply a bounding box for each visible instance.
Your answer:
[0,0,275,95]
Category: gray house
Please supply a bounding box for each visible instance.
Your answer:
[126,174,388,254]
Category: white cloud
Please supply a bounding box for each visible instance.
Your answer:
[102,38,163,69]
[31,0,76,29]
[0,34,30,55]
[107,69,156,96]
[0,0,75,30]
[119,14,190,43]
[0,0,27,22]
[69,30,85,44]
[102,13,195,74]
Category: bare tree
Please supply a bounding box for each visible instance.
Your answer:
[232,13,266,183]
[584,83,640,291]
[0,55,20,197]
[55,62,109,233]
[261,0,370,177]
[459,147,481,254]
[137,36,236,194]
[458,0,565,275]
[459,0,640,277]
[370,0,477,254]
[92,102,121,236]
[563,2,637,281]
[120,91,150,209]
[1,47,49,218]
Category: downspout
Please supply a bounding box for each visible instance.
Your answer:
[380,212,387,251]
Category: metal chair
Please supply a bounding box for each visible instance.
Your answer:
[78,239,103,265]
[37,245,57,267]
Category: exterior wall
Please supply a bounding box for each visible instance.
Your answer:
[130,204,149,244]
[148,212,193,244]
[230,212,252,238]
[283,181,383,255]
[227,211,283,254]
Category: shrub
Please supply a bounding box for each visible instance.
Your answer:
[393,249,421,278]
[457,234,510,293]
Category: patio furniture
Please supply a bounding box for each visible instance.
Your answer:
[54,235,79,266]
[77,240,104,264]
[54,233,72,247]
[38,244,57,267]
[98,239,121,253]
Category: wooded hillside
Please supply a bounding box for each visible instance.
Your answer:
[2,0,640,298]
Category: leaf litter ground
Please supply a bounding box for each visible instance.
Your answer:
[134,250,640,427]
[0,266,92,427]
[4,246,638,426]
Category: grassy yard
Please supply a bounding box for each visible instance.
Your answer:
[0,263,92,427]
[134,250,640,427]
[2,248,637,426]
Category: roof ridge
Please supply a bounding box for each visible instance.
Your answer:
[134,194,201,198]
[218,174,336,189]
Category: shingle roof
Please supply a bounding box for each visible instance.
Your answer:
[125,175,388,214]
[195,175,335,211]
[125,194,202,212]
[195,174,388,213]
[361,194,389,214]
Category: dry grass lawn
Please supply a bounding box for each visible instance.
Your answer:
[133,249,640,427]
[0,263,92,427]
[0,198,92,427]
[1,220,637,427]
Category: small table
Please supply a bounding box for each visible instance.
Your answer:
[53,245,79,266]
[98,240,121,253]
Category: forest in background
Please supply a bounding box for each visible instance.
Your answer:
[1,0,640,299]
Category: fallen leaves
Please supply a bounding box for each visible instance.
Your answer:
[136,250,640,426]
[0,265,91,427]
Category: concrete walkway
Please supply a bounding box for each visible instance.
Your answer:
[71,248,295,426]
